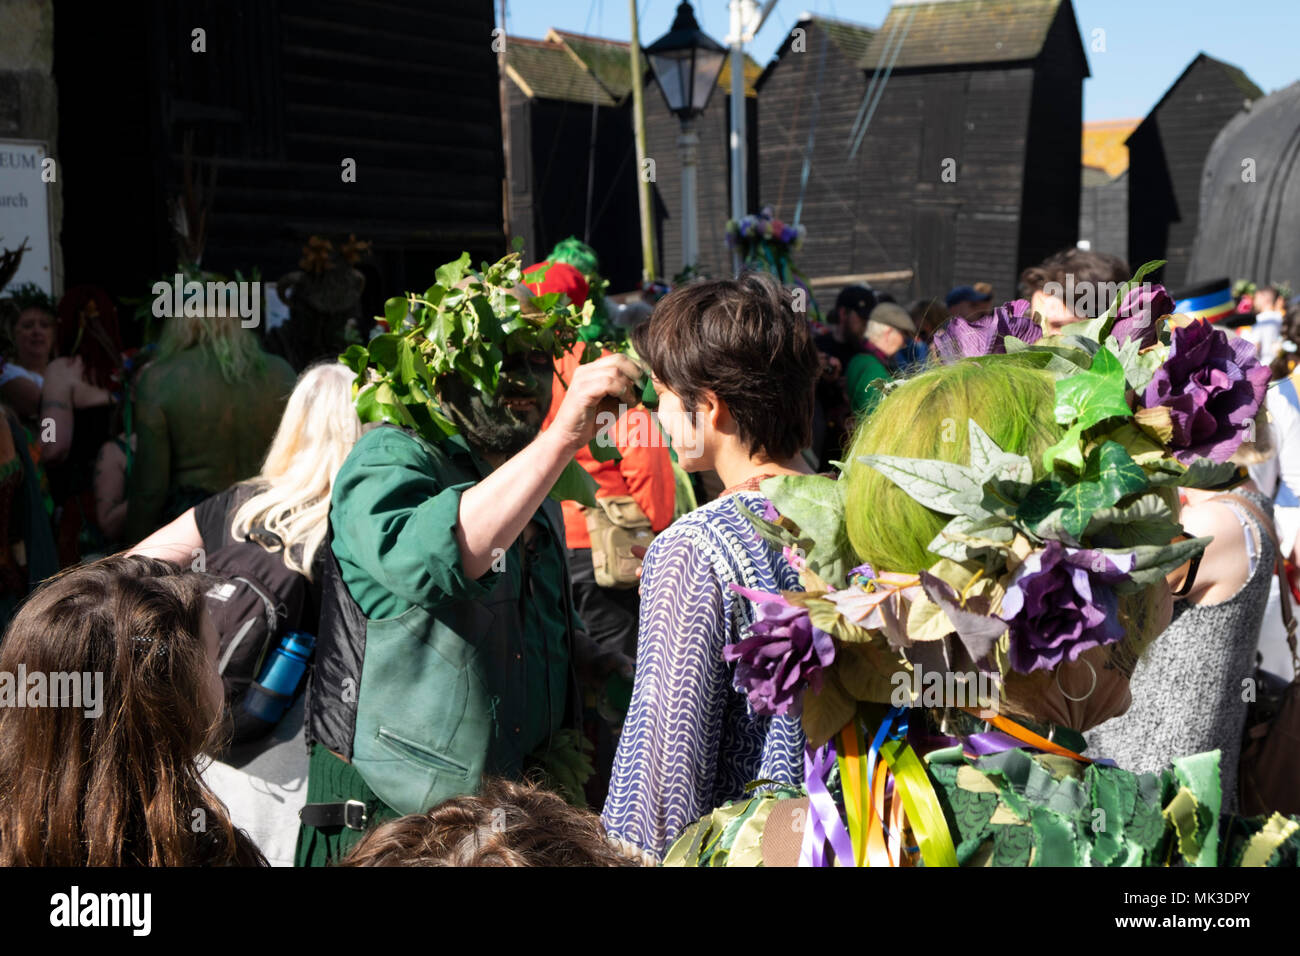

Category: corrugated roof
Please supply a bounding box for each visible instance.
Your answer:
[545,28,761,100]
[1083,118,1139,178]
[858,0,1065,70]
[507,37,616,106]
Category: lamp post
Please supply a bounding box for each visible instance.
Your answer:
[645,2,727,275]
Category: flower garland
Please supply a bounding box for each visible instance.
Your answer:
[730,260,1269,751]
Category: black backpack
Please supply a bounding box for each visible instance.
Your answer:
[203,529,308,741]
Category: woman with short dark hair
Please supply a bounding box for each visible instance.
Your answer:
[601,272,821,862]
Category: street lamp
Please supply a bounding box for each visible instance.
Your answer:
[645,2,727,273]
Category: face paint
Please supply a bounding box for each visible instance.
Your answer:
[439,349,555,459]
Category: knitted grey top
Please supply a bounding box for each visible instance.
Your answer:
[1085,489,1274,813]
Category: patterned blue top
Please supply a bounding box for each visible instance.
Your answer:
[601,491,806,860]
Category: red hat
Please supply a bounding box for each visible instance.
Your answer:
[522,261,589,309]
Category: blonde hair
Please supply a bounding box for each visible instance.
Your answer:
[230,362,362,579]
[156,315,267,385]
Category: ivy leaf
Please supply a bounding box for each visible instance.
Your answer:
[1146,458,1242,490]
[760,475,856,583]
[587,437,622,463]
[340,344,369,376]
[434,251,471,288]
[384,296,410,328]
[1020,441,1149,538]
[1042,421,1087,474]
[1103,536,1210,593]
[857,454,982,517]
[1084,494,1184,548]
[548,459,598,507]
[368,333,399,371]
[1053,346,1131,431]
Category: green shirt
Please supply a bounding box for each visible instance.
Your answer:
[127,346,297,539]
[329,426,572,757]
[845,351,891,417]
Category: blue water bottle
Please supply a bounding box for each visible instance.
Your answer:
[237,630,315,738]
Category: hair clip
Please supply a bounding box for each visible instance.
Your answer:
[132,635,157,644]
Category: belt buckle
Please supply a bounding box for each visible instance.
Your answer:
[344,799,368,831]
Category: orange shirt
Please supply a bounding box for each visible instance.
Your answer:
[542,347,676,549]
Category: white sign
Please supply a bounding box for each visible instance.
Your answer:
[0,140,54,296]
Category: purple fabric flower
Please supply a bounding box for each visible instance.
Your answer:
[932,300,1043,362]
[998,542,1134,673]
[1111,283,1174,348]
[758,499,780,523]
[1142,320,1271,463]
[724,585,835,716]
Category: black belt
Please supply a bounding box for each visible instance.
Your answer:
[299,800,368,831]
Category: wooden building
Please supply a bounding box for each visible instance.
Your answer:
[1187,81,1300,288]
[1078,119,1137,263]
[504,34,641,290]
[758,0,1088,302]
[52,0,505,308]
[753,15,877,298]
[504,28,759,286]
[1126,53,1261,286]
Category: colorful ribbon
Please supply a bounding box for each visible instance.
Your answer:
[800,740,854,867]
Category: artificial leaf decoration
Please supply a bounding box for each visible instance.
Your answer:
[1105,536,1211,593]
[856,455,982,516]
[1020,441,1149,538]
[1084,494,1184,548]
[801,671,858,750]
[1053,347,1132,432]
[760,475,856,584]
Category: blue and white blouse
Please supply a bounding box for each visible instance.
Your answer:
[601,491,806,861]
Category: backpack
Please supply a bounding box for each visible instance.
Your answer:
[203,528,308,742]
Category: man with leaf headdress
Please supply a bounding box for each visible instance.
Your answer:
[296,252,642,866]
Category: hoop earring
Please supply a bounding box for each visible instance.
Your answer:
[1055,658,1097,702]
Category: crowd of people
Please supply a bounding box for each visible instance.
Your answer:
[1,234,1299,867]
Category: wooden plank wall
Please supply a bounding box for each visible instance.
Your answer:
[56,0,506,308]
[1129,58,1253,286]
[1017,0,1086,283]
[757,19,1040,304]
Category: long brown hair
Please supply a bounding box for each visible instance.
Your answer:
[0,555,265,866]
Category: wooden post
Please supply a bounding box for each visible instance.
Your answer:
[629,0,658,283]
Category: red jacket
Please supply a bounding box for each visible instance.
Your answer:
[542,347,675,549]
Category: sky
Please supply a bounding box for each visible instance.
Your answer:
[502,0,1300,122]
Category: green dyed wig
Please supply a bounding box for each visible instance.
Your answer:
[845,358,1062,573]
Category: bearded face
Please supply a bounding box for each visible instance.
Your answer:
[438,349,555,459]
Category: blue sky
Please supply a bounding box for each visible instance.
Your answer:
[503,0,1300,122]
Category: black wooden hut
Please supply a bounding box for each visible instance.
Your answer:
[754,15,878,297]
[53,0,505,306]
[757,0,1088,302]
[504,33,641,290]
[1125,53,1262,286]
[1187,82,1300,288]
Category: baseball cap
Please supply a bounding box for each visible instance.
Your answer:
[946,285,993,308]
[869,302,916,335]
[835,284,877,317]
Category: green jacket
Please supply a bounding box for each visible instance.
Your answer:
[306,425,579,815]
[845,351,891,417]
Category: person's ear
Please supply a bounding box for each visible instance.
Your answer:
[699,389,726,430]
